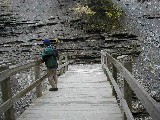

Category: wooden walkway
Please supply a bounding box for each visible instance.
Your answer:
[17,64,122,120]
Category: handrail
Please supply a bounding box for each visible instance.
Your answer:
[0,54,71,120]
[0,54,69,82]
[0,61,37,82]
[0,74,48,114]
[102,64,134,120]
[101,50,160,120]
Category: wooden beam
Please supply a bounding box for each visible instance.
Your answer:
[0,61,37,82]
[64,55,68,72]
[106,58,112,85]
[0,65,15,120]
[102,64,134,120]
[59,56,63,75]
[34,59,42,98]
[0,58,72,115]
[0,59,71,114]
[123,61,133,120]
[104,52,160,120]
[0,74,48,114]
[112,53,117,97]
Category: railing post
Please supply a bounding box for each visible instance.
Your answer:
[106,57,111,85]
[101,51,106,72]
[112,53,117,98]
[0,65,15,120]
[102,56,104,70]
[64,55,68,72]
[34,60,42,97]
[101,51,103,64]
[123,61,132,120]
[103,54,107,75]
[101,53,104,67]
[59,56,63,75]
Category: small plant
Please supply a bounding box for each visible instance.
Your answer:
[105,3,123,19]
[71,3,96,16]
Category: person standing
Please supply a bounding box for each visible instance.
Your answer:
[41,39,58,91]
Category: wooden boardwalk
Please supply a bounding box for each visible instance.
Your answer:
[17,64,122,120]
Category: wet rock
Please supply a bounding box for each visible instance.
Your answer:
[58,36,89,42]
[142,14,160,19]
[46,22,58,26]
[15,22,37,25]
[6,40,25,44]
[35,23,46,27]
[20,43,33,47]
[70,18,82,23]
[0,13,13,17]
[21,49,32,52]
[0,51,4,54]
[109,33,138,39]
[48,17,55,20]
[60,21,65,24]
[105,38,127,43]
[28,38,40,42]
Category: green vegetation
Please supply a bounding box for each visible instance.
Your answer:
[72,3,96,16]
[72,0,124,33]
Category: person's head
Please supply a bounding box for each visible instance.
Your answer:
[43,38,51,46]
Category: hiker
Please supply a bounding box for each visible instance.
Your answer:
[41,39,58,91]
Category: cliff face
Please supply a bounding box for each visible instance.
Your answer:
[117,0,160,99]
[0,0,141,65]
[0,0,88,64]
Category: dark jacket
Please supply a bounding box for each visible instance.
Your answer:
[42,45,58,69]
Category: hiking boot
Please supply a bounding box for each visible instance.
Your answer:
[49,88,58,91]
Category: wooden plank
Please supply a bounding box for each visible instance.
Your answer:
[112,53,117,97]
[104,52,160,120]
[17,64,122,120]
[102,64,134,120]
[106,58,112,85]
[34,59,42,98]
[101,54,105,71]
[101,51,106,57]
[59,56,63,75]
[64,55,68,72]
[0,74,48,114]
[123,61,133,120]
[103,55,107,75]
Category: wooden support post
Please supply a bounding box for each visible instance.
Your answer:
[101,54,103,67]
[102,55,104,64]
[64,55,68,72]
[0,65,15,120]
[103,55,107,75]
[101,53,106,72]
[59,56,63,75]
[122,61,132,120]
[101,55,102,64]
[34,60,42,97]
[106,58,111,84]
[112,53,117,98]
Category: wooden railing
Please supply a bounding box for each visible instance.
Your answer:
[0,54,71,120]
[101,50,160,120]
